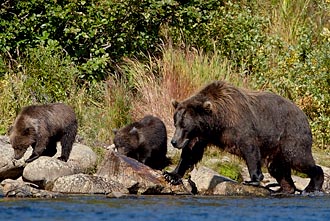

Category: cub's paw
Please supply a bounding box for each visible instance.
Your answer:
[57,156,68,162]
[163,171,183,185]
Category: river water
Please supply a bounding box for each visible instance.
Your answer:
[0,194,329,221]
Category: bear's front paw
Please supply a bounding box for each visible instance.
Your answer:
[163,171,183,185]
[242,180,260,186]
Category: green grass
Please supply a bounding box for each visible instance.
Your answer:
[200,147,244,182]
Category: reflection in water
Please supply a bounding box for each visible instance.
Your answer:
[0,195,329,221]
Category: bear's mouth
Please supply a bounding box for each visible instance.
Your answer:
[179,137,199,150]
[107,144,118,152]
[187,137,199,149]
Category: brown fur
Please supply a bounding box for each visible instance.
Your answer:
[9,103,77,163]
[113,115,170,170]
[165,80,324,194]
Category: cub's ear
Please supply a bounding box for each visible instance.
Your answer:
[7,125,13,135]
[112,128,118,135]
[203,101,213,113]
[129,127,138,135]
[172,99,179,109]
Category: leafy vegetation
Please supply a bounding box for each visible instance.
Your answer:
[0,0,329,168]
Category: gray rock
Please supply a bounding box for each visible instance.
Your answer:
[190,166,237,194]
[321,166,330,193]
[0,136,32,181]
[107,191,133,198]
[51,173,125,194]
[211,181,270,196]
[58,143,98,173]
[23,157,75,189]
[20,142,97,189]
[0,135,97,184]
[1,178,60,198]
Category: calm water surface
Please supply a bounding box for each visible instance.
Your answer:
[0,195,329,221]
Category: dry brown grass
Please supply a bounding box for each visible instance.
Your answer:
[123,45,246,136]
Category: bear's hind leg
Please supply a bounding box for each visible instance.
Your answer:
[268,156,296,194]
[298,165,324,193]
[291,151,324,193]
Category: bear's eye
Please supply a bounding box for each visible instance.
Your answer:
[179,119,188,129]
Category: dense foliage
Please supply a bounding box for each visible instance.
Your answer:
[0,0,329,149]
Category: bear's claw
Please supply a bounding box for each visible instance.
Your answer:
[163,171,183,185]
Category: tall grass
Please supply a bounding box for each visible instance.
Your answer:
[122,45,247,135]
[257,0,328,44]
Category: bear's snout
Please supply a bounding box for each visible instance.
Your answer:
[171,139,177,148]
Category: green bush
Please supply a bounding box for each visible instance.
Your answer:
[167,0,268,72]
[250,25,330,149]
[218,162,243,183]
[0,43,78,133]
[0,0,170,81]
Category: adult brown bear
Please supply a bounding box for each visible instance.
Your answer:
[164,80,323,194]
[9,103,77,163]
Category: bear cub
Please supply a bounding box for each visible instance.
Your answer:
[112,115,170,170]
[9,103,77,163]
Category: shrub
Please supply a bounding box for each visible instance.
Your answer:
[167,0,268,73]
[0,0,171,81]
[0,43,79,134]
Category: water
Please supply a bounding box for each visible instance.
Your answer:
[0,195,330,221]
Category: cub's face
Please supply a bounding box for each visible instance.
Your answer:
[9,127,36,160]
[113,126,140,156]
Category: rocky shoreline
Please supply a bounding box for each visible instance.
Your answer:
[0,136,329,198]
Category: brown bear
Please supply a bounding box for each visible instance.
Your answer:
[112,115,170,170]
[164,80,324,194]
[9,103,77,163]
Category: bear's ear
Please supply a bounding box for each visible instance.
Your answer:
[129,127,138,135]
[203,101,213,113]
[7,125,13,135]
[112,128,118,135]
[172,99,179,109]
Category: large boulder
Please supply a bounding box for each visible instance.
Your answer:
[190,165,270,196]
[61,143,98,173]
[51,173,125,194]
[96,150,191,195]
[0,135,97,184]
[22,157,75,189]
[0,136,32,181]
[22,143,97,188]
[190,166,237,194]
